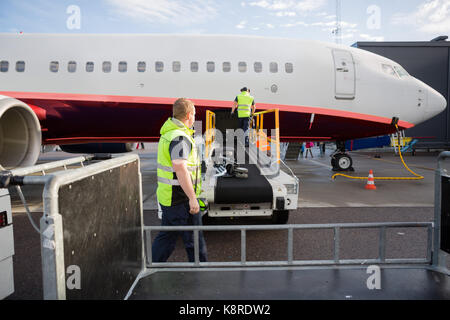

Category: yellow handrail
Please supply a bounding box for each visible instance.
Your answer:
[205,110,216,157]
[251,109,281,164]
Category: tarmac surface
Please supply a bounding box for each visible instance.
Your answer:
[5,143,450,299]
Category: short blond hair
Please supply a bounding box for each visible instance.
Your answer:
[173,98,195,120]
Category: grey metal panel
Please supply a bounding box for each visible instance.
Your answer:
[58,160,142,300]
[356,42,450,145]
[130,267,450,300]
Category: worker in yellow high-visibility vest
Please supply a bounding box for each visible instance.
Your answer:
[152,98,207,263]
[231,87,255,147]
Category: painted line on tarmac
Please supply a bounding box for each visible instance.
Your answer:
[304,159,333,170]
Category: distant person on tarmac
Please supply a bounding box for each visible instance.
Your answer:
[231,87,255,147]
[305,141,314,158]
[152,98,207,263]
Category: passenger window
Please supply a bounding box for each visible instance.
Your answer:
[238,62,247,73]
[254,62,262,73]
[191,62,199,72]
[68,61,77,73]
[155,61,164,72]
[16,61,25,72]
[103,61,111,73]
[382,64,397,77]
[223,62,231,72]
[285,63,294,73]
[0,60,8,72]
[49,61,59,73]
[86,61,94,72]
[137,61,146,72]
[207,61,215,72]
[172,61,181,72]
[270,62,278,73]
[118,61,127,73]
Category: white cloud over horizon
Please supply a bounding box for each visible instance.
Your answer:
[247,0,326,15]
[105,0,218,26]
[391,0,450,34]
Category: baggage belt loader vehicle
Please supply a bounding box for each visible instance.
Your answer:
[199,109,299,224]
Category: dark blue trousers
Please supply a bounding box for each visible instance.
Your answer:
[152,201,208,263]
[239,117,250,144]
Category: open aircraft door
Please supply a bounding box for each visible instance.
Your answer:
[333,50,356,100]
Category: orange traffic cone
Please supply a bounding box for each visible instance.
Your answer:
[365,170,377,190]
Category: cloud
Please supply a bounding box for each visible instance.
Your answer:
[359,34,385,41]
[236,20,248,29]
[275,11,297,17]
[391,0,450,34]
[105,0,218,26]
[248,0,326,15]
[280,21,308,27]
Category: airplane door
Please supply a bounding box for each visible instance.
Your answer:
[333,50,355,100]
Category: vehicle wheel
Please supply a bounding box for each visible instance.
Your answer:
[331,156,336,168]
[334,153,353,171]
[271,210,289,224]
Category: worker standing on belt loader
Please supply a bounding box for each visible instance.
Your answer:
[152,98,207,263]
[231,87,256,147]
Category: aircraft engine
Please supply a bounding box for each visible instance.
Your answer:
[0,97,42,168]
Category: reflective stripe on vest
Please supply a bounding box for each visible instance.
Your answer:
[157,176,181,186]
[157,163,199,172]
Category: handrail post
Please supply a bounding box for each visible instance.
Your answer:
[287,228,293,264]
[241,229,246,265]
[379,226,386,263]
[194,230,200,266]
[146,230,152,267]
[275,109,280,164]
[334,227,340,264]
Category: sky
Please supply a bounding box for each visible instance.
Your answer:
[0,0,449,46]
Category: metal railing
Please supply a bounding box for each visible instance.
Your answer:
[145,221,433,269]
[205,110,216,158]
[251,109,281,164]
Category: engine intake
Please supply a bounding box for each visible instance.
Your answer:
[0,97,41,168]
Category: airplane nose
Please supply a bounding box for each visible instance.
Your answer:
[428,89,447,116]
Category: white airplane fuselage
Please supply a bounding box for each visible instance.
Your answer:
[0,33,447,166]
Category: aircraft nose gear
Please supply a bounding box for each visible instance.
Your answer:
[331,153,354,172]
[331,141,354,172]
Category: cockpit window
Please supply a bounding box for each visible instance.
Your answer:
[382,64,398,78]
[393,65,409,78]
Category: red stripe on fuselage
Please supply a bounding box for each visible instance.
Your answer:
[0,91,415,129]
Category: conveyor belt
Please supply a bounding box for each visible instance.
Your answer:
[211,109,273,204]
[215,163,273,204]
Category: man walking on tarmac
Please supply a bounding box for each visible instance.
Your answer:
[231,87,255,147]
[152,98,207,263]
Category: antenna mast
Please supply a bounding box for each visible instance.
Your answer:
[333,0,342,44]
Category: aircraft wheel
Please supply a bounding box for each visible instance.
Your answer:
[334,153,353,171]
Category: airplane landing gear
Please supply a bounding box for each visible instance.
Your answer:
[331,141,355,172]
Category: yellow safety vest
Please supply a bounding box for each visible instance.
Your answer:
[156,118,201,206]
[237,92,254,118]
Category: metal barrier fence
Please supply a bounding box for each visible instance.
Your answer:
[2,154,144,300]
[145,221,433,269]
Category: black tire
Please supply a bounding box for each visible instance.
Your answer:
[334,153,353,171]
[271,210,289,224]
[331,156,336,168]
